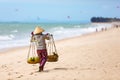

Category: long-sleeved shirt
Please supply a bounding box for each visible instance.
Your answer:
[33,34,50,50]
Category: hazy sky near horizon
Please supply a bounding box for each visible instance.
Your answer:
[0,0,120,22]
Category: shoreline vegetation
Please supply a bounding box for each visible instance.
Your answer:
[0,22,120,80]
[91,17,120,22]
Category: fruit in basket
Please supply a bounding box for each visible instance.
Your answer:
[27,57,40,64]
[47,52,58,62]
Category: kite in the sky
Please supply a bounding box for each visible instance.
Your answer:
[67,16,71,19]
[15,9,19,12]
[117,6,120,8]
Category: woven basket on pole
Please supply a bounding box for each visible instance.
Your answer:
[27,42,40,64]
[47,35,58,62]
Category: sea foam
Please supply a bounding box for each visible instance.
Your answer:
[0,22,112,49]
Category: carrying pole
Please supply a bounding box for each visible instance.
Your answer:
[51,35,57,53]
[27,43,32,59]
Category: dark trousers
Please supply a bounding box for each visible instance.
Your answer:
[37,49,48,70]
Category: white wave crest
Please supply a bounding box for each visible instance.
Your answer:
[0,34,15,41]
[50,27,95,40]
[11,30,18,33]
[52,26,64,30]
[73,25,81,28]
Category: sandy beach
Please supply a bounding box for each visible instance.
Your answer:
[0,24,120,80]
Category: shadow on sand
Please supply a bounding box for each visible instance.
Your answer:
[41,67,75,73]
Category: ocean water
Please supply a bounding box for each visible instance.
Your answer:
[0,22,112,49]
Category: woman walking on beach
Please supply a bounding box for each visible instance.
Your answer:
[31,26,51,72]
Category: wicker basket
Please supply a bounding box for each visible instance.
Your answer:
[47,52,58,62]
[27,52,58,64]
[27,57,40,64]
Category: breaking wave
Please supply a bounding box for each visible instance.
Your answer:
[0,34,15,41]
[0,22,112,49]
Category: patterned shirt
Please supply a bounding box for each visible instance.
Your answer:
[33,34,50,50]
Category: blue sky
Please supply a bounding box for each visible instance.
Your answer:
[0,0,120,22]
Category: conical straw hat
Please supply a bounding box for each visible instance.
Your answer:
[34,26,44,34]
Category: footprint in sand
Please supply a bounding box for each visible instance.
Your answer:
[1,64,9,71]
[1,64,7,68]
[14,72,20,74]
[8,72,12,76]
[16,75,23,78]
[29,72,34,75]
[29,72,38,76]
[17,61,21,63]
[34,74,37,76]
[7,78,13,80]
